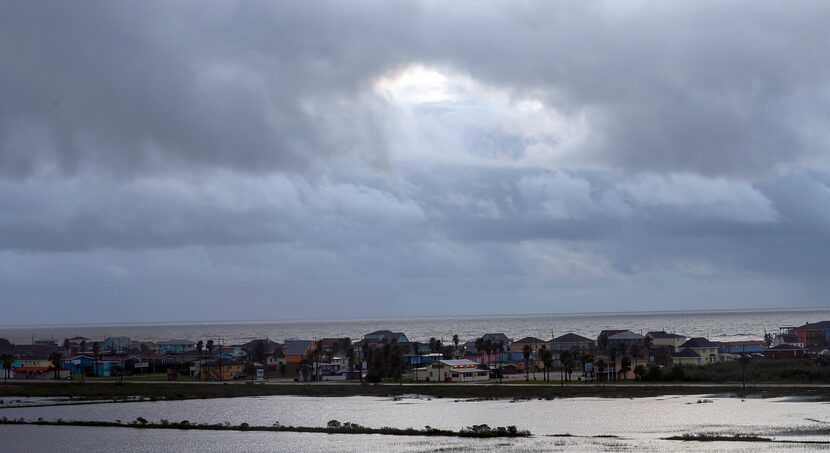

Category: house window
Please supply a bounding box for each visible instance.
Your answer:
[452,373,459,378]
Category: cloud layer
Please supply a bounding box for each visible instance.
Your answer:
[1,1,829,323]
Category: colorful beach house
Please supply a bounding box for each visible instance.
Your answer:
[427,359,488,383]
[158,340,197,353]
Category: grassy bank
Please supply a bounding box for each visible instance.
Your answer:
[2,381,830,401]
[0,417,530,438]
[665,433,830,445]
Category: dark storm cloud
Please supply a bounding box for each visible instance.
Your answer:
[1,1,829,323]
[0,2,416,177]
[3,1,829,177]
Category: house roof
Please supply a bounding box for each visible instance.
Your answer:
[284,340,314,355]
[241,339,282,354]
[679,337,717,349]
[481,333,510,344]
[799,320,830,330]
[363,330,407,343]
[439,359,478,367]
[599,329,626,337]
[552,333,594,344]
[777,334,801,343]
[719,340,766,347]
[513,336,546,344]
[647,331,686,339]
[157,340,195,346]
[608,331,645,341]
[768,344,804,350]
[321,338,349,349]
[14,366,66,372]
[671,349,700,358]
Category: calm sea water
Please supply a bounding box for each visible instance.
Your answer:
[1,394,828,452]
[1,308,828,345]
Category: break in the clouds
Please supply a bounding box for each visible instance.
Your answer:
[1,1,829,323]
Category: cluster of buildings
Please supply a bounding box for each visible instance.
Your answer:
[1,320,828,383]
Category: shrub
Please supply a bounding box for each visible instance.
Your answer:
[327,420,342,429]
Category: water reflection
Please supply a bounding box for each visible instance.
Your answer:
[1,394,829,451]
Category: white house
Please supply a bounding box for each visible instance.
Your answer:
[773,333,805,349]
[426,359,488,383]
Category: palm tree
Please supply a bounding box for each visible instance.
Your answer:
[620,356,632,380]
[474,338,484,366]
[91,342,100,377]
[1,354,13,383]
[346,346,355,380]
[48,351,63,380]
[196,340,204,357]
[79,340,86,354]
[643,335,653,353]
[62,338,71,352]
[559,351,571,387]
[630,343,641,370]
[206,339,215,361]
[452,334,460,357]
[483,339,493,370]
[595,358,607,382]
[522,345,532,381]
[428,337,442,353]
[541,348,553,382]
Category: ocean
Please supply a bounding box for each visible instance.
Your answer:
[1,308,827,345]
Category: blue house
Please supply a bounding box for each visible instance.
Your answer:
[158,340,197,353]
[62,355,95,375]
[718,341,766,355]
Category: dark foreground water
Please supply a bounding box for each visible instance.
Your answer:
[1,308,828,344]
[1,394,829,452]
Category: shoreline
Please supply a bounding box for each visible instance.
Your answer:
[3,381,830,401]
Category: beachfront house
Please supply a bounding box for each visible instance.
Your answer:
[313,356,350,380]
[11,366,69,380]
[102,336,131,354]
[765,344,806,359]
[597,329,626,353]
[606,331,646,355]
[549,333,595,355]
[670,349,703,366]
[426,359,488,383]
[785,321,830,351]
[646,331,688,365]
[62,355,95,375]
[509,337,548,361]
[677,338,720,364]
[12,358,52,369]
[284,340,315,364]
[361,330,410,347]
[646,331,687,350]
[158,340,197,353]
[200,359,244,381]
[773,333,805,349]
[240,339,282,359]
[718,340,767,355]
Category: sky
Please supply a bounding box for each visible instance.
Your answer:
[1,1,829,324]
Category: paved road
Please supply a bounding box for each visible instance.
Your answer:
[5,379,830,388]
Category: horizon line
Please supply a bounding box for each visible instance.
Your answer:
[1,306,828,331]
